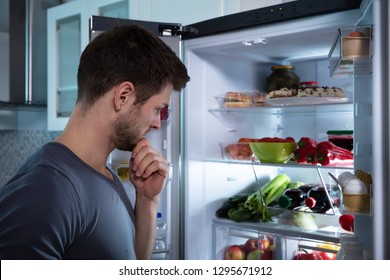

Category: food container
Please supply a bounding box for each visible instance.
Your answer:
[250,142,297,164]
[266,65,300,93]
[220,142,253,161]
[341,27,371,58]
[343,193,370,213]
[214,91,254,108]
[328,25,372,77]
[327,130,353,151]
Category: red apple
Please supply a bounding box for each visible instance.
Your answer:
[160,107,169,121]
[223,245,246,260]
[258,239,270,251]
[292,251,322,260]
[261,249,274,260]
[244,239,259,254]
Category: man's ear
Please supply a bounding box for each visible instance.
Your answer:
[113,81,135,111]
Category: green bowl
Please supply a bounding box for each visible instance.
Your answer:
[250,142,298,163]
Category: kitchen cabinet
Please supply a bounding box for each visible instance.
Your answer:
[47,0,129,131]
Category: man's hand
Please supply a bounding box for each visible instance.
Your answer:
[129,138,169,201]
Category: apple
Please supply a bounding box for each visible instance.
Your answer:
[339,214,354,232]
[243,239,259,254]
[223,245,246,260]
[160,107,169,121]
[292,251,322,260]
[261,249,274,260]
[258,239,270,251]
[246,249,262,260]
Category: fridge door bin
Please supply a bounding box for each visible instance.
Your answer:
[328,25,373,77]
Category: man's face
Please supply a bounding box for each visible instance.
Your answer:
[114,84,172,151]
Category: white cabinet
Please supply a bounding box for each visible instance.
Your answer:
[47,0,129,131]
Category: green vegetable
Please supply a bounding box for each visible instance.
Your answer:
[227,207,254,222]
[242,173,292,222]
[216,193,250,219]
[244,190,271,222]
[261,174,291,206]
[287,181,305,189]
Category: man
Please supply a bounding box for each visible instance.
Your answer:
[0,24,189,259]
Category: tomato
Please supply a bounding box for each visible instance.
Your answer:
[339,214,354,232]
[258,137,274,142]
[285,137,295,142]
[239,138,255,143]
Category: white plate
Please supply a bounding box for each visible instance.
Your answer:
[265,96,349,106]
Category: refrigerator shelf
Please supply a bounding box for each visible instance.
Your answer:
[205,159,354,170]
[208,102,353,115]
[212,218,341,244]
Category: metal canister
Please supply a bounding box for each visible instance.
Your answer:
[266,65,300,93]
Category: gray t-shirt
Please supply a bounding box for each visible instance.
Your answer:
[0,142,136,259]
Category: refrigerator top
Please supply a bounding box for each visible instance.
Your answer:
[182,0,363,40]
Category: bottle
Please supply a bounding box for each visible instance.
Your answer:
[336,233,360,260]
[154,212,167,251]
[278,188,306,210]
[341,241,364,260]
[305,185,332,213]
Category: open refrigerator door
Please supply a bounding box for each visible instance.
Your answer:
[181,0,377,260]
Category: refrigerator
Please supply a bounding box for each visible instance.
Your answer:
[89,0,390,260]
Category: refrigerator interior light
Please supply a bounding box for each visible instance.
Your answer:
[242,38,267,46]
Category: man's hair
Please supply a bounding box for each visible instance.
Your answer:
[76,24,190,108]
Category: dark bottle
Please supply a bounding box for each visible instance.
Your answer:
[266,65,300,93]
[299,184,316,195]
[305,185,332,214]
[278,188,306,210]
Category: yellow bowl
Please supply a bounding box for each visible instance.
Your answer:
[250,142,297,163]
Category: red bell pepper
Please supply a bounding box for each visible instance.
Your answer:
[298,137,317,150]
[316,141,353,159]
[305,147,317,164]
[294,148,308,163]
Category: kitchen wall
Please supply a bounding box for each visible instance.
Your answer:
[0,130,61,187]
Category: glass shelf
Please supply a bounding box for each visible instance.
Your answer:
[208,102,353,116]
[205,158,354,170]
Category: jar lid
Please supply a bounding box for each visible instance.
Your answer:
[299,81,318,86]
[327,130,353,135]
[271,65,295,70]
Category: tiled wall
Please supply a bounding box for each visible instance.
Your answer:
[0,130,61,187]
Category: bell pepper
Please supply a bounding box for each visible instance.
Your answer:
[316,141,353,160]
[316,147,333,165]
[298,137,317,149]
[305,147,317,164]
[294,148,308,163]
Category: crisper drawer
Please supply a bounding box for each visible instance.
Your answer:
[282,236,339,260]
[213,224,279,260]
[212,219,341,260]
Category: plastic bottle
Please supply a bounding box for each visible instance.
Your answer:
[336,233,360,260]
[340,241,364,260]
[154,212,167,251]
[278,188,306,210]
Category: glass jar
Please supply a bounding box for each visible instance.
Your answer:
[299,81,318,88]
[266,65,300,93]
